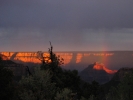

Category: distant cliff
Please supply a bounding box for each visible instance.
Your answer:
[79,62,117,84]
[93,62,117,74]
[0,51,133,71]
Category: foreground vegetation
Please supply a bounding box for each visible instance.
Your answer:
[1,44,133,100]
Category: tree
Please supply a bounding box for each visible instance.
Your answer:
[37,42,64,71]
[18,67,56,100]
[36,43,82,99]
[90,81,100,97]
[55,88,73,100]
[0,56,15,100]
[37,42,64,86]
[60,69,81,92]
[106,72,133,100]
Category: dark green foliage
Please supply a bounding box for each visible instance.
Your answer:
[18,67,56,100]
[37,42,64,86]
[81,81,100,100]
[106,72,133,100]
[81,82,91,99]
[0,56,15,100]
[55,88,73,100]
[61,70,80,90]
[91,81,100,97]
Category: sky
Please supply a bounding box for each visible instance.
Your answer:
[0,0,133,51]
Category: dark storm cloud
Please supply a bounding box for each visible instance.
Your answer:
[0,0,133,29]
[0,27,133,51]
[0,0,133,51]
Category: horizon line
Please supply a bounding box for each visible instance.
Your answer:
[1,50,133,52]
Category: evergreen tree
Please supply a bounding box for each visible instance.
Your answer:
[36,43,82,98]
[0,56,15,100]
[55,88,73,100]
[106,72,133,100]
[18,67,56,100]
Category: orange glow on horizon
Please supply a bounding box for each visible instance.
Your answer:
[93,62,117,74]
[93,53,114,56]
[0,52,73,65]
[56,53,73,65]
[84,53,90,56]
[0,52,117,73]
[76,53,83,63]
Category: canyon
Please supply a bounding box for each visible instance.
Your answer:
[0,51,133,72]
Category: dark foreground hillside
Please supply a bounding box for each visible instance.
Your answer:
[79,62,116,84]
[99,67,133,100]
[1,50,133,100]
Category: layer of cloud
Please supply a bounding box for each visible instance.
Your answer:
[0,28,133,51]
[0,0,133,29]
[0,0,133,51]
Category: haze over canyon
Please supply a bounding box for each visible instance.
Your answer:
[1,51,133,72]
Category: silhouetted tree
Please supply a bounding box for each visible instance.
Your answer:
[55,88,73,100]
[18,67,56,100]
[0,56,15,100]
[26,66,32,76]
[106,72,133,100]
[37,42,64,85]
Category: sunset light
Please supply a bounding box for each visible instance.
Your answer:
[93,62,117,74]
[0,0,133,99]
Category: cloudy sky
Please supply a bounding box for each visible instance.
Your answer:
[0,0,133,51]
